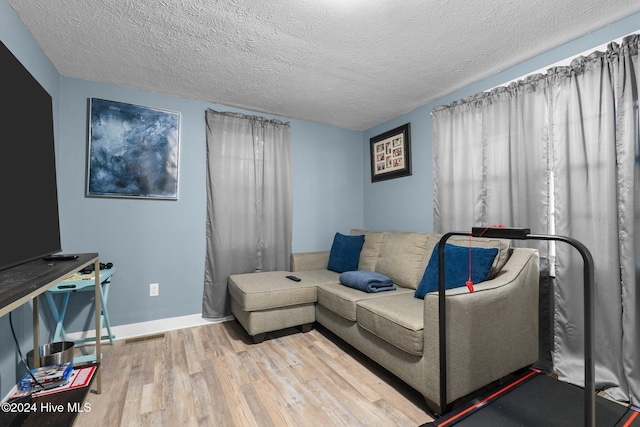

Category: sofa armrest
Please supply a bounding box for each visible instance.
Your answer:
[290,251,330,272]
[422,247,540,404]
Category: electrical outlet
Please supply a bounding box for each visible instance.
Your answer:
[150,283,159,296]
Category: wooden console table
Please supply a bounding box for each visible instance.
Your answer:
[0,253,103,393]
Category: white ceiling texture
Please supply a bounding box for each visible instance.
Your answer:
[8,0,640,130]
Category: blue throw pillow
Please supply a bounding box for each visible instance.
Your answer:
[327,232,365,273]
[414,243,499,299]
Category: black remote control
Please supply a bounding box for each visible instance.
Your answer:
[286,275,301,282]
[43,254,79,261]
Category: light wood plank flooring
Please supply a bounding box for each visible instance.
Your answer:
[75,321,433,426]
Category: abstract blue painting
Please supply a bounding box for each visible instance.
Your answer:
[87,98,180,199]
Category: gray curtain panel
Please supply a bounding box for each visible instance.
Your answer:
[202,109,292,319]
[432,35,640,406]
[432,77,549,236]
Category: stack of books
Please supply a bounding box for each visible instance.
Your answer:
[19,362,73,391]
[10,364,97,400]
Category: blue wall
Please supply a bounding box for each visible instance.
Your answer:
[362,106,433,232]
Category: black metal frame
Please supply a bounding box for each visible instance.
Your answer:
[437,227,595,427]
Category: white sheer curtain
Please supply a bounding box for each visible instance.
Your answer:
[432,35,640,405]
[613,38,640,404]
[433,77,549,242]
[548,53,623,397]
[202,109,292,319]
[432,99,485,231]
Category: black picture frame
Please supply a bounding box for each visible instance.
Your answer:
[370,123,411,182]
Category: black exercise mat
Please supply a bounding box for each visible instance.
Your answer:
[425,371,638,427]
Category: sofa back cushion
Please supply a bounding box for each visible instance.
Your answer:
[351,229,386,271]
[374,231,434,289]
[348,230,511,290]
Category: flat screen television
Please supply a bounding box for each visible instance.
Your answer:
[0,41,61,271]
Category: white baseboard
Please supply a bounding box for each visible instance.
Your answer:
[65,313,235,344]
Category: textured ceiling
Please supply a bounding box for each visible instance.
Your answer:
[8,0,640,130]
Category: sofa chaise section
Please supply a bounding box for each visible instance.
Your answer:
[228,269,338,343]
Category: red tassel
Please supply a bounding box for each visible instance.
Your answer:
[466,279,474,293]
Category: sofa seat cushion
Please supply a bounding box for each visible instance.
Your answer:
[229,270,338,312]
[317,283,413,321]
[356,293,425,356]
[291,268,342,286]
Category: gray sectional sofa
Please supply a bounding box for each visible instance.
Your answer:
[228,229,539,415]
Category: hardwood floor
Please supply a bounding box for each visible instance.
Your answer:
[75,321,434,426]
